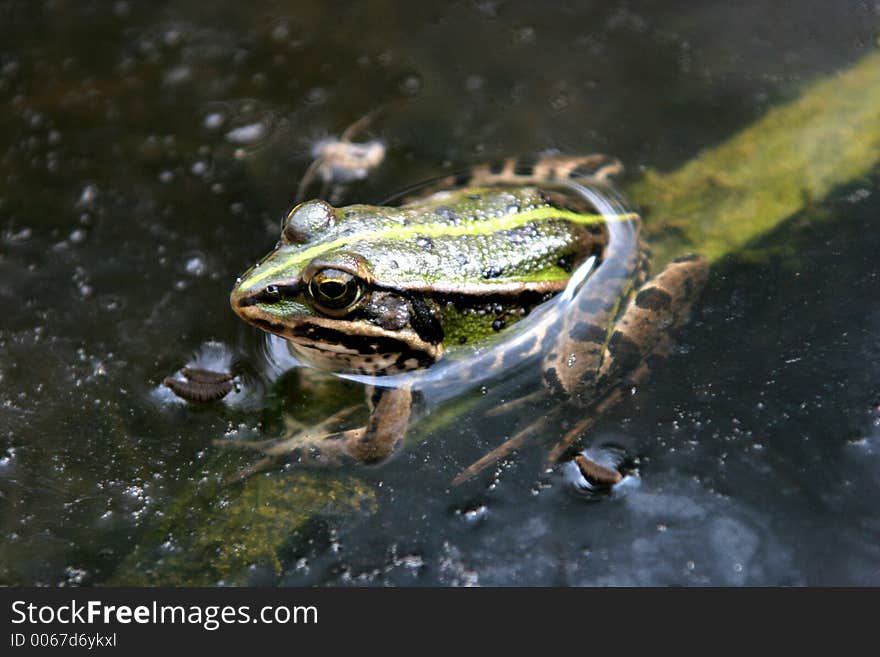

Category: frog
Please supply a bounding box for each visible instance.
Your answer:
[217,153,708,489]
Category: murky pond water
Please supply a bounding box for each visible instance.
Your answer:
[2,1,879,586]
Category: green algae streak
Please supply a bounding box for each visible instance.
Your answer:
[117,50,880,585]
[629,50,880,266]
[115,471,375,585]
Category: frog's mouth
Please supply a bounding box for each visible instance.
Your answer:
[233,293,440,375]
[283,319,440,375]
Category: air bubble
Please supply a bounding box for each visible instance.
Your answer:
[397,73,423,96]
[98,295,122,312]
[163,66,191,86]
[184,253,207,276]
[203,112,225,130]
[514,26,536,44]
[305,87,328,105]
[63,566,88,586]
[163,28,182,47]
[548,92,570,111]
[271,21,290,41]
[465,75,485,92]
[225,122,267,144]
[76,184,98,207]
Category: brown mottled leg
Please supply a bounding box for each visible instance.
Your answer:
[593,254,708,389]
[346,385,413,463]
[558,255,708,484]
[453,256,707,488]
[451,387,622,487]
[265,385,411,465]
[531,154,623,182]
[470,153,623,187]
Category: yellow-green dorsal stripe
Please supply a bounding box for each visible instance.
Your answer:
[239,207,638,291]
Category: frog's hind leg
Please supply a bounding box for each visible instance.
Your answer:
[449,256,700,489]
[402,153,624,204]
[593,254,708,391]
[545,342,661,492]
[553,254,709,486]
[451,413,547,486]
[469,153,623,188]
[532,154,623,182]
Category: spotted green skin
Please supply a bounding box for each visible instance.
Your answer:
[237,187,597,291]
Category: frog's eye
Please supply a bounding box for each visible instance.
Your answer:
[281,203,303,232]
[308,268,364,312]
[283,200,334,244]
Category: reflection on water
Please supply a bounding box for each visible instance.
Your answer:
[1,0,879,585]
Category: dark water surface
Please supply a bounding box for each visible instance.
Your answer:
[1,1,879,585]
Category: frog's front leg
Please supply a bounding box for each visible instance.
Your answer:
[223,384,413,480]
[276,384,411,464]
[346,385,413,463]
[261,386,413,466]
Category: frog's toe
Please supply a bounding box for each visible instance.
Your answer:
[164,367,235,403]
[574,453,624,487]
[563,444,636,497]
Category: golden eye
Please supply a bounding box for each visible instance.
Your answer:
[308,268,363,311]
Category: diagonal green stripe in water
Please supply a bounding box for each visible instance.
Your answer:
[629,50,880,266]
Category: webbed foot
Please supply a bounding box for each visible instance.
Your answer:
[214,404,363,481]
[216,386,413,482]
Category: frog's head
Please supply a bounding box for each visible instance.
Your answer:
[230,200,443,375]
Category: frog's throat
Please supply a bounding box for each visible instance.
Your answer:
[243,312,442,375]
